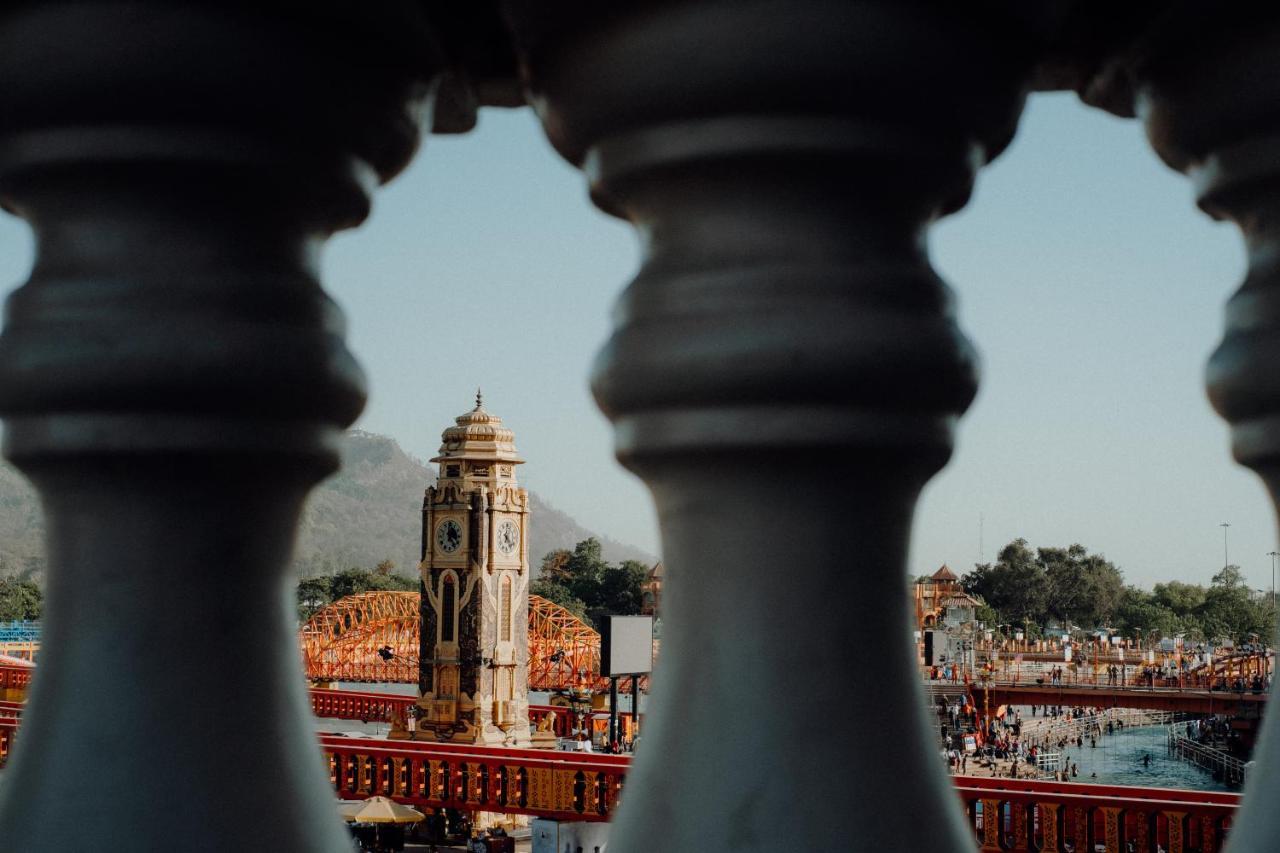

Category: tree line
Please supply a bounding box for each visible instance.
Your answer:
[296,560,415,622]
[0,578,41,622]
[960,538,1276,643]
[293,538,651,632]
[531,537,650,630]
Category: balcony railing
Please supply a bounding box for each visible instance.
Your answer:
[0,4,1275,851]
[957,777,1238,853]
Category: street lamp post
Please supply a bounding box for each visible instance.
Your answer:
[1221,522,1231,569]
[1268,551,1279,612]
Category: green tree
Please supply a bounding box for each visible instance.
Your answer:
[539,549,574,583]
[297,576,333,622]
[974,602,1000,627]
[1211,564,1246,591]
[1041,544,1090,628]
[1114,585,1181,640]
[1152,581,1207,618]
[598,560,648,616]
[534,539,647,629]
[565,538,609,608]
[1083,554,1125,627]
[1038,544,1124,629]
[1199,565,1262,642]
[962,539,1047,626]
[531,577,589,623]
[0,579,41,621]
[328,566,416,600]
[295,566,416,623]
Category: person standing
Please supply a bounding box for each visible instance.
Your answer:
[426,810,445,853]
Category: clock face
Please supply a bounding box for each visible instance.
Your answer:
[436,519,463,554]
[497,520,520,555]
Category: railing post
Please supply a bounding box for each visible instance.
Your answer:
[0,4,441,849]
[506,2,1049,848]
[1040,802,1063,853]
[1117,11,1280,852]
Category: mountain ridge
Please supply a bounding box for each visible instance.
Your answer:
[0,430,656,581]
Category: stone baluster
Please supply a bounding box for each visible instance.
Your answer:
[1122,12,1280,851]
[0,4,440,848]
[506,2,1048,848]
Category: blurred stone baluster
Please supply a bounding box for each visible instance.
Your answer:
[505,2,1048,848]
[1123,10,1280,851]
[0,4,441,848]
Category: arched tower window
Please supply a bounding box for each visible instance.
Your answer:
[441,575,456,643]
[500,576,513,642]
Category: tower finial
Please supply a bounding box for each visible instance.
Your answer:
[475,387,483,410]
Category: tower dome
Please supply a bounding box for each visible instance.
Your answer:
[431,390,524,465]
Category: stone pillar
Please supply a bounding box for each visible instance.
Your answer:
[507,2,1045,849]
[1124,12,1280,851]
[0,4,440,849]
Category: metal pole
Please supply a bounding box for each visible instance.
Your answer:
[1268,551,1278,612]
[632,674,640,745]
[983,683,990,742]
[608,676,619,752]
[1221,522,1231,569]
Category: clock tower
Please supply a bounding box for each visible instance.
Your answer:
[416,392,532,746]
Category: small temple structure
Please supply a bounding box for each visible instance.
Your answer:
[912,564,980,631]
[641,562,663,617]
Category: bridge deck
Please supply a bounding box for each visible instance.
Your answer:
[970,681,1266,714]
[0,686,1246,845]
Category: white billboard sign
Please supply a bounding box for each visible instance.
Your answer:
[601,615,654,676]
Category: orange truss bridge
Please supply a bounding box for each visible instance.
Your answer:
[300,591,422,684]
[527,594,603,692]
[300,591,613,691]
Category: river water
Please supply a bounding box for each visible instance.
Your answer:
[1043,724,1232,792]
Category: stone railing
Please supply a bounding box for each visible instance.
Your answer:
[0,4,1276,851]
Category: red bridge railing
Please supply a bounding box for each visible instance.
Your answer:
[3,685,1244,838]
[969,681,1265,716]
[956,777,1238,853]
[0,715,16,766]
[0,661,32,697]
[319,734,628,823]
[308,687,631,740]
[309,687,415,723]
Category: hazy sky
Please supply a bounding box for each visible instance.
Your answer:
[0,92,1271,592]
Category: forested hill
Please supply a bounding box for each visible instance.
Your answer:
[0,462,43,579]
[0,430,655,582]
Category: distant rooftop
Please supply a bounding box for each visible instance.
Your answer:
[930,564,958,582]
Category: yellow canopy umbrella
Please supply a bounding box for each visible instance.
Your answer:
[338,796,425,824]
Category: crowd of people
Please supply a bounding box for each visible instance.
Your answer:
[1183,716,1247,759]
[940,700,1178,783]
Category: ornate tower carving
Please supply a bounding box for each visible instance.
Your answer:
[417,393,531,746]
